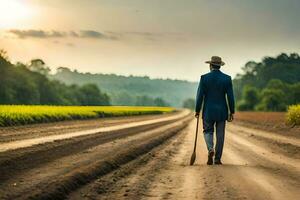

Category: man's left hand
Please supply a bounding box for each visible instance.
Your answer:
[227,113,234,122]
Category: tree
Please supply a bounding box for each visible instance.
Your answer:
[110,92,135,106]
[0,49,9,61]
[28,59,51,76]
[182,98,195,110]
[0,50,111,106]
[135,95,155,106]
[266,79,287,91]
[78,84,110,106]
[154,97,170,107]
[288,83,300,105]
[0,50,12,104]
[255,89,286,111]
[237,86,259,111]
[52,66,198,107]
[235,53,300,111]
[56,66,72,73]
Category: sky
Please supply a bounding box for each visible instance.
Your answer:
[0,0,299,81]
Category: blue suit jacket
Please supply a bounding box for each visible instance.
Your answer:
[195,69,235,121]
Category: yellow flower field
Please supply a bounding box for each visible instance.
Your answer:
[0,105,175,126]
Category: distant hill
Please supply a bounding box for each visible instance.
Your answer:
[51,67,198,107]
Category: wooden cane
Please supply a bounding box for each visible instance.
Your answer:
[190,116,199,165]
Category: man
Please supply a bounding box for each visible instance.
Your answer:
[195,56,235,165]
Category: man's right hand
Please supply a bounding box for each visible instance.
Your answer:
[227,113,234,122]
[195,112,200,118]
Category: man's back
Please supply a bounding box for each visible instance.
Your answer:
[195,69,235,121]
[195,56,235,165]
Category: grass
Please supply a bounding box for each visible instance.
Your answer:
[286,105,300,126]
[0,105,175,127]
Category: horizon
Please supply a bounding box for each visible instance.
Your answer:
[1,0,300,81]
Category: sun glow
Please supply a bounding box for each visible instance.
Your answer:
[0,0,33,28]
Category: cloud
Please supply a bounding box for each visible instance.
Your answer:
[7,29,117,40]
[79,30,118,40]
[9,29,66,38]
[80,30,104,38]
[69,31,79,37]
[105,31,183,42]
[107,31,184,39]
[6,29,181,42]
[108,31,182,36]
[107,31,165,37]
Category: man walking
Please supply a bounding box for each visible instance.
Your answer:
[195,56,235,165]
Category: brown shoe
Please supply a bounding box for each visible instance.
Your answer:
[207,150,214,165]
[214,160,222,165]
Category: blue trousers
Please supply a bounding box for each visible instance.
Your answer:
[203,120,226,161]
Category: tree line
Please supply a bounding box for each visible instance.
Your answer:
[0,50,169,106]
[2,49,299,110]
[109,91,169,107]
[52,67,197,107]
[234,53,300,111]
[0,50,110,105]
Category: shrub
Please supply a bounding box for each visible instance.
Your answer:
[182,98,195,110]
[237,85,259,111]
[256,89,286,111]
[286,105,300,126]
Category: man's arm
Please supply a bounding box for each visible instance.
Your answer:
[226,77,235,121]
[195,76,204,117]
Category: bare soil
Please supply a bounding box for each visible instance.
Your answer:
[0,113,176,143]
[0,111,299,200]
[234,112,300,138]
[68,120,299,200]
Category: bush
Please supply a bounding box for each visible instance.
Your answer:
[237,85,259,111]
[255,89,286,111]
[237,101,252,111]
[286,105,300,126]
[182,98,195,110]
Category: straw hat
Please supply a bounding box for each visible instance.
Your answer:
[205,56,225,66]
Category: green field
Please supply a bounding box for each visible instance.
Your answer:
[0,105,175,127]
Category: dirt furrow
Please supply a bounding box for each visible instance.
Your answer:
[0,113,177,142]
[77,119,300,200]
[0,110,189,152]
[0,111,189,182]
[0,116,192,200]
[1,117,299,200]
[68,121,190,200]
[0,120,173,182]
[227,123,300,146]
[227,124,300,160]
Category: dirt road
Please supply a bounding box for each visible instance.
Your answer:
[0,112,299,200]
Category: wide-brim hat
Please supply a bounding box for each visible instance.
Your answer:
[205,56,225,66]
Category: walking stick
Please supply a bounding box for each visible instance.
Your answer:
[190,116,199,165]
